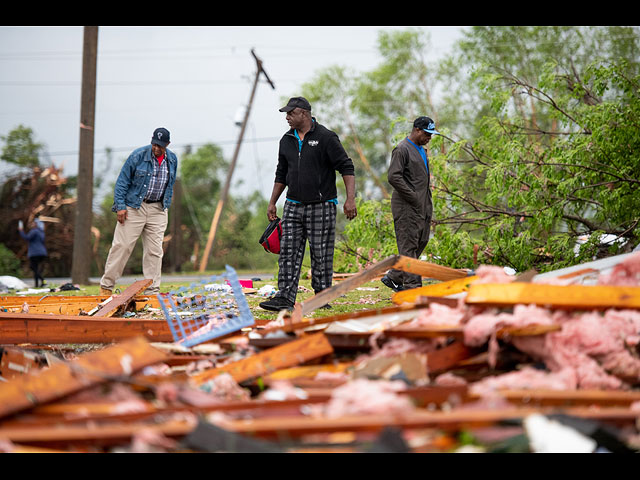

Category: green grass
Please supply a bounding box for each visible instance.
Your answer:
[15,276,397,320]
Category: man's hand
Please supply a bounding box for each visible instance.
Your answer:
[267,203,278,222]
[117,209,128,225]
[343,198,357,220]
[342,175,357,220]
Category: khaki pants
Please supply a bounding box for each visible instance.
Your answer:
[100,203,167,294]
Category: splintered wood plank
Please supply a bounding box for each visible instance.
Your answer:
[260,303,429,336]
[0,296,160,315]
[91,279,153,317]
[465,283,640,310]
[192,333,334,385]
[0,336,167,420]
[392,275,479,304]
[392,256,470,282]
[385,323,560,340]
[0,347,40,379]
[425,341,477,374]
[301,256,399,315]
[0,312,173,344]
[0,418,195,448]
[470,388,640,407]
[215,406,640,439]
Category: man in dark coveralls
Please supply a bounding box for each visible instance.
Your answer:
[381,116,439,292]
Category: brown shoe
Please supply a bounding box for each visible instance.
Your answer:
[100,287,113,296]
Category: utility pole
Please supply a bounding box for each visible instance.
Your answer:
[71,26,98,284]
[199,49,275,272]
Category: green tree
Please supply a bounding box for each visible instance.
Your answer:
[0,125,44,168]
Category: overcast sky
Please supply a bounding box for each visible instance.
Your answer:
[0,25,466,205]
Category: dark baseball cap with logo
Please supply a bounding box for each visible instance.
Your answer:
[151,127,171,147]
[279,97,312,112]
[414,116,439,135]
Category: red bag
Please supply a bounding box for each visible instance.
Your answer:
[259,217,282,254]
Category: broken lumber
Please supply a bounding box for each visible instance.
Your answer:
[391,275,479,304]
[0,295,160,316]
[0,418,195,449]
[0,312,173,344]
[301,255,468,315]
[392,256,470,281]
[260,303,430,336]
[192,333,334,385]
[465,283,640,310]
[204,406,640,440]
[91,279,152,317]
[0,336,167,420]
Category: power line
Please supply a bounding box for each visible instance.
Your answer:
[41,137,282,158]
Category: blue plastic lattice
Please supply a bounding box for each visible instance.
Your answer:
[156,265,255,347]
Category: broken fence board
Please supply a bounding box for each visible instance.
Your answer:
[465,282,640,310]
[192,333,334,385]
[0,336,167,420]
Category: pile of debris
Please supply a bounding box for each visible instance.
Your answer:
[1,254,640,453]
[0,165,76,277]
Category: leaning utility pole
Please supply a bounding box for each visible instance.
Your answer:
[199,49,275,272]
[71,26,98,284]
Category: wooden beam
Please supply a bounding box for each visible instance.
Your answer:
[301,256,399,315]
[91,279,153,317]
[259,303,430,336]
[192,333,334,385]
[470,388,640,407]
[0,312,173,344]
[392,275,479,304]
[392,256,470,281]
[0,337,167,420]
[206,406,640,439]
[0,418,194,449]
[0,294,159,306]
[385,323,560,340]
[465,282,640,310]
[301,256,468,315]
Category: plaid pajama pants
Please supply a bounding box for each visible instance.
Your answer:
[276,200,337,304]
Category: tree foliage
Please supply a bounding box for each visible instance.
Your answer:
[326,26,640,273]
[0,125,43,168]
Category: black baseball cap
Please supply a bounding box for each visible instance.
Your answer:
[151,127,170,147]
[414,117,440,135]
[279,97,312,112]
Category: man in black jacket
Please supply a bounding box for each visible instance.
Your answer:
[382,116,439,292]
[260,97,357,311]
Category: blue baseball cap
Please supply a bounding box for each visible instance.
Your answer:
[414,116,439,135]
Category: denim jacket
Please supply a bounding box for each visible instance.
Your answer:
[111,144,178,212]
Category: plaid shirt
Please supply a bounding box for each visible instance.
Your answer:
[144,154,169,202]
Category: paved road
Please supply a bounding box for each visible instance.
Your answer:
[15,273,275,289]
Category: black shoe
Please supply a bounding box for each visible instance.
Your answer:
[381,275,403,293]
[318,303,332,310]
[259,296,294,312]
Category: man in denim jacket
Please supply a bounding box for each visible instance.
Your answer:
[100,127,178,295]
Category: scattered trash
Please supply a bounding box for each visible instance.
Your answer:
[257,285,277,297]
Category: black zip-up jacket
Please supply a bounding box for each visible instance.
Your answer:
[274,119,355,204]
